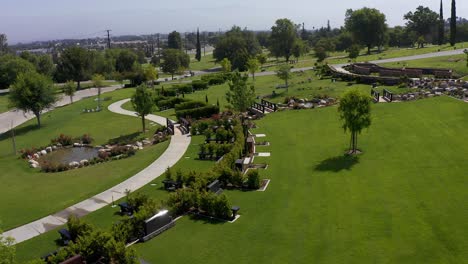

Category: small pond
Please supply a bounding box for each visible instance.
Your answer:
[39,147,100,165]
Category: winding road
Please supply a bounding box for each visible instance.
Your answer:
[2,99,191,244]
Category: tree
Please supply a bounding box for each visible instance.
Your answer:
[450,0,457,46]
[143,65,158,87]
[225,71,255,112]
[161,49,190,79]
[213,26,261,71]
[56,46,93,90]
[348,44,361,59]
[292,40,308,60]
[276,65,291,87]
[0,55,35,89]
[63,80,76,103]
[168,31,182,50]
[345,8,388,54]
[439,0,445,45]
[92,74,105,110]
[269,18,298,62]
[0,34,7,55]
[220,58,232,73]
[464,49,468,67]
[115,49,137,73]
[257,53,268,66]
[9,71,57,127]
[314,46,327,62]
[404,6,439,48]
[0,230,15,264]
[338,89,372,154]
[196,28,202,62]
[131,85,154,132]
[20,52,54,76]
[246,58,259,80]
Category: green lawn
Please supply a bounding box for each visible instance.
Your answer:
[0,88,170,230]
[380,54,468,78]
[0,92,10,113]
[15,135,214,262]
[327,42,468,65]
[134,96,467,264]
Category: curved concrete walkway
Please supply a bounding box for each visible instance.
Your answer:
[3,99,191,244]
[0,85,122,134]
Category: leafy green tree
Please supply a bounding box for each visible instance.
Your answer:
[63,80,76,103]
[0,230,15,264]
[21,52,55,77]
[450,0,457,46]
[246,58,259,80]
[292,40,309,60]
[269,18,298,62]
[196,28,202,62]
[9,72,57,127]
[439,0,445,45]
[226,71,255,112]
[348,44,361,59]
[276,65,291,87]
[314,46,327,62]
[168,31,182,50]
[404,6,439,48]
[161,49,190,79]
[143,65,158,87]
[338,89,372,154]
[464,49,468,67]
[0,34,7,55]
[345,8,388,54]
[115,49,138,73]
[256,53,268,66]
[213,26,261,71]
[0,55,35,89]
[220,58,232,73]
[131,85,154,132]
[92,74,105,110]
[56,46,93,90]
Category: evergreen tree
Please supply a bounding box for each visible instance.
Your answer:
[450,0,457,46]
[196,28,202,62]
[439,0,445,45]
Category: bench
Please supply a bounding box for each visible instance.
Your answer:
[58,228,72,245]
[206,180,223,195]
[118,202,135,216]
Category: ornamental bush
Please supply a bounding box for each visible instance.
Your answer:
[191,80,208,90]
[176,105,219,119]
[246,169,261,189]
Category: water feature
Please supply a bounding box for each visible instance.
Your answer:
[39,147,99,165]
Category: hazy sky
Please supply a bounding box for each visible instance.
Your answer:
[1,0,467,43]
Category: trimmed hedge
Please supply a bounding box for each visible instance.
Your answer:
[173,84,193,94]
[176,105,219,119]
[175,101,207,111]
[192,80,208,90]
[157,97,188,109]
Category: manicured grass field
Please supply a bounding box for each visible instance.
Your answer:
[0,88,169,230]
[380,54,468,77]
[134,96,467,263]
[327,42,468,64]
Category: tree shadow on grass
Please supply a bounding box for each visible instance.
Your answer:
[314,154,360,172]
[187,214,227,226]
[0,123,40,142]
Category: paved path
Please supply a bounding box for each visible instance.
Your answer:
[0,85,122,134]
[2,99,191,244]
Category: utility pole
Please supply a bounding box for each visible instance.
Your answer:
[106,29,112,49]
[157,33,160,57]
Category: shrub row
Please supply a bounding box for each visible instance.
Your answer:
[157,97,189,109]
[199,142,232,160]
[175,101,206,111]
[175,105,219,119]
[167,189,232,220]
